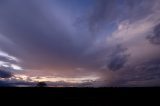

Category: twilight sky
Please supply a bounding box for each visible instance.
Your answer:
[0,0,160,87]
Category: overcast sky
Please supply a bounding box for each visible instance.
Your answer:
[0,0,160,87]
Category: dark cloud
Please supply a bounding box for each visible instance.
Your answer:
[0,0,130,77]
[0,70,13,78]
[0,80,36,87]
[0,0,91,74]
[11,82,35,87]
[109,59,160,86]
[107,45,129,71]
[88,0,157,32]
[0,0,160,87]
[147,23,160,45]
[44,81,96,87]
[0,81,13,87]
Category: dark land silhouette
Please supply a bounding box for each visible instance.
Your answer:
[36,82,48,87]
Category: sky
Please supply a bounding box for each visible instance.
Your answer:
[0,0,160,87]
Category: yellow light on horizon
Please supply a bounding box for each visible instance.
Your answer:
[13,74,100,83]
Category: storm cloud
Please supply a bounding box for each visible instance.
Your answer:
[147,23,160,45]
[107,45,129,71]
[0,70,12,78]
[0,0,92,75]
[87,0,155,33]
[0,0,160,86]
[109,59,160,87]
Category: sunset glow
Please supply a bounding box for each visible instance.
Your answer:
[13,74,100,84]
[0,0,160,87]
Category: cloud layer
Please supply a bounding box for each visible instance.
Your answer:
[0,0,160,87]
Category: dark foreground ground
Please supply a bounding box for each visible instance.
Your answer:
[0,87,159,105]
